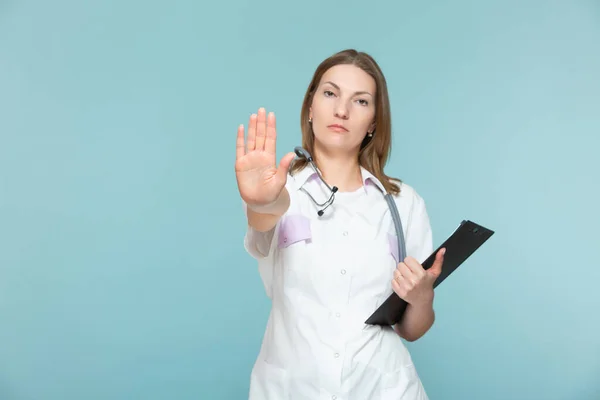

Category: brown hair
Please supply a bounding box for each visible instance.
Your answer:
[290,49,401,195]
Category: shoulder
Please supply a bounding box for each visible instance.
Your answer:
[385,178,431,233]
[285,171,297,188]
[284,172,299,199]
[284,165,312,198]
[386,179,434,261]
[387,178,427,212]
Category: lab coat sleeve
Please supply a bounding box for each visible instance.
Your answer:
[241,199,280,299]
[404,189,434,264]
[241,200,278,259]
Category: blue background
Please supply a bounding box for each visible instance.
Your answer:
[1,0,599,399]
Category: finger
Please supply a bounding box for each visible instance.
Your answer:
[428,248,445,278]
[393,268,406,287]
[255,108,267,151]
[247,113,257,151]
[265,111,277,155]
[236,124,246,160]
[392,275,407,299]
[276,152,296,183]
[403,256,426,278]
[397,262,416,283]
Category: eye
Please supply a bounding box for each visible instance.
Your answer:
[324,90,335,97]
[357,99,369,106]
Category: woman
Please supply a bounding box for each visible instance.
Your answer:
[235,49,445,400]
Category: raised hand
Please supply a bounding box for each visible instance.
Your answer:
[235,108,295,210]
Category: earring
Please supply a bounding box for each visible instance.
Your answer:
[367,132,373,137]
[309,117,312,123]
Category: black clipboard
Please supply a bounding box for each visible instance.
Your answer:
[364,220,495,326]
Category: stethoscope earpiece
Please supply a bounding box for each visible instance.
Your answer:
[294,146,313,162]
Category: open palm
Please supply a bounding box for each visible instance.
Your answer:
[235,108,295,208]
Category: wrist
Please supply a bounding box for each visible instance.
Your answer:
[410,291,434,310]
[247,188,289,216]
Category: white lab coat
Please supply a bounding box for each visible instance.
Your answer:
[243,165,433,400]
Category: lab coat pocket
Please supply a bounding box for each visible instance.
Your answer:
[249,359,290,399]
[277,214,312,248]
[381,364,428,400]
[277,214,313,280]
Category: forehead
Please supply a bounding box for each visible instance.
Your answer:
[319,64,376,94]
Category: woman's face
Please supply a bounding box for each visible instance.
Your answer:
[309,64,376,156]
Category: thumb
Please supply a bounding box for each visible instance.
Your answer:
[276,152,296,183]
[427,248,445,280]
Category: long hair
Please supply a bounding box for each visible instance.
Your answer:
[290,49,401,195]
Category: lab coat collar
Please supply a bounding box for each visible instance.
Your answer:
[291,164,387,195]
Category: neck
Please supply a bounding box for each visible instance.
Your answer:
[313,146,363,192]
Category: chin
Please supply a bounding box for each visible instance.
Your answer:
[314,135,359,155]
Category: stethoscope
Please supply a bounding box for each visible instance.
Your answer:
[293,146,407,262]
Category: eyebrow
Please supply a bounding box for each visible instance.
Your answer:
[323,81,373,97]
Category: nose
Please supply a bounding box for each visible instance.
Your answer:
[334,100,349,120]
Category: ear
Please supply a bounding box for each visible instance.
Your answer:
[368,121,376,133]
[309,107,313,120]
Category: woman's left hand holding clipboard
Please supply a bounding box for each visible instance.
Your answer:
[392,248,446,306]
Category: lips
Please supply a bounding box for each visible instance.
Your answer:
[327,124,349,132]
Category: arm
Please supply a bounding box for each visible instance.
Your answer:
[391,249,445,342]
[394,295,435,342]
[237,108,296,298]
[389,187,441,341]
[236,108,296,234]
[247,187,290,233]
